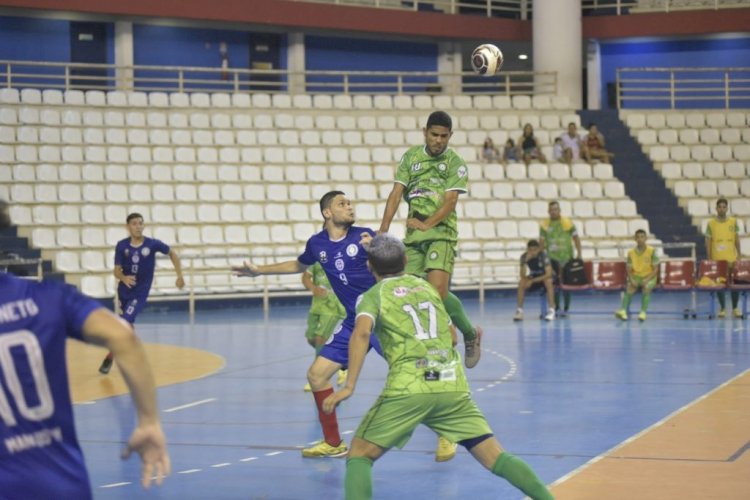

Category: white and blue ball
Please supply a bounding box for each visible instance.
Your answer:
[471,43,504,76]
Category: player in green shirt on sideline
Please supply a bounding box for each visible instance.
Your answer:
[322,234,554,500]
[539,201,582,318]
[379,110,483,461]
[302,262,347,391]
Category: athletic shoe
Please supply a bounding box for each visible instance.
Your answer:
[615,309,627,321]
[734,308,743,319]
[303,382,312,392]
[718,309,726,318]
[301,440,348,458]
[337,369,347,386]
[513,309,523,321]
[558,310,568,318]
[464,326,483,369]
[435,436,457,462]
[544,308,556,321]
[638,311,647,322]
[98,356,113,375]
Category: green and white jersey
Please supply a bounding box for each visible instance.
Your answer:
[539,217,578,265]
[356,274,468,397]
[307,262,346,316]
[395,145,469,244]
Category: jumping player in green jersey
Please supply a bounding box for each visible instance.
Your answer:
[539,201,582,317]
[302,262,347,391]
[379,110,483,461]
[322,234,554,500]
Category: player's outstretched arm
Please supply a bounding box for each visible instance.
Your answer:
[322,314,373,414]
[232,259,306,277]
[378,183,404,234]
[81,309,169,488]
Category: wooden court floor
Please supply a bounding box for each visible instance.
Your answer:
[69,293,750,499]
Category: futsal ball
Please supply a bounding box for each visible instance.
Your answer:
[471,43,503,76]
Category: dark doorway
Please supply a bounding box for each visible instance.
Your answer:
[248,33,282,92]
[70,21,108,90]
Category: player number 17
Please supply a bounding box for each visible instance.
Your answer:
[402,302,438,340]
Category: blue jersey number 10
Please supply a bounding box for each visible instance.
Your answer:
[0,330,54,426]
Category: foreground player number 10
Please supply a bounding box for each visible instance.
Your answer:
[402,302,438,340]
[0,330,54,426]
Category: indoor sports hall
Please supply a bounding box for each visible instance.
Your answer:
[1,0,749,499]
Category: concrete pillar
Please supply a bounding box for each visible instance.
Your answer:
[586,39,601,110]
[114,21,134,91]
[533,0,582,108]
[287,32,305,94]
[437,41,461,95]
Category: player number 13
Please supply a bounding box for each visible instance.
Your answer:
[402,302,438,340]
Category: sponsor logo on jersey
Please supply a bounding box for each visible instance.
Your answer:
[410,162,422,172]
[346,244,358,257]
[124,248,130,257]
[319,251,327,263]
[335,258,345,271]
[407,188,435,201]
[457,165,467,178]
[393,287,408,297]
[142,247,151,257]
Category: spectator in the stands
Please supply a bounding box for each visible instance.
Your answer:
[560,122,590,164]
[480,137,501,163]
[503,139,519,163]
[517,123,546,166]
[552,137,564,162]
[584,123,613,164]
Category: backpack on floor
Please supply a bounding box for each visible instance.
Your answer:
[563,258,588,286]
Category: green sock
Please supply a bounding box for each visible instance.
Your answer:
[492,452,554,500]
[621,292,632,311]
[731,291,739,309]
[563,292,571,311]
[641,293,651,312]
[717,291,726,309]
[553,290,561,310]
[345,456,373,500]
[443,291,475,341]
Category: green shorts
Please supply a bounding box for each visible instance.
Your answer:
[355,392,492,450]
[404,240,456,276]
[631,275,657,290]
[304,312,342,342]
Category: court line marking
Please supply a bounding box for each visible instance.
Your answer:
[100,482,131,488]
[549,367,750,488]
[178,469,201,474]
[163,398,217,413]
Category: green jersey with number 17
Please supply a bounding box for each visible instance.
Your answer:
[356,274,469,397]
[395,145,469,244]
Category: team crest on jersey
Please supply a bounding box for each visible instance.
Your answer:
[457,165,467,178]
[346,244,359,257]
[132,254,140,264]
[141,247,151,257]
[411,162,422,172]
[335,258,345,271]
[429,251,438,260]
[438,163,447,172]
[124,248,130,257]
[393,287,408,297]
[319,251,327,263]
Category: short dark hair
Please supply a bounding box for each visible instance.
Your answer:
[527,239,540,249]
[126,212,143,224]
[426,111,452,131]
[319,190,345,217]
[635,229,647,237]
[0,199,10,230]
[548,200,560,209]
[368,233,406,276]
[717,197,728,207]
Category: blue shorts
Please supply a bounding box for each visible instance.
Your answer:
[119,295,146,324]
[319,318,382,369]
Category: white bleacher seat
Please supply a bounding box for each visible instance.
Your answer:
[616,200,637,217]
[625,113,645,129]
[80,250,107,272]
[547,163,568,180]
[725,162,746,179]
[514,182,536,199]
[492,182,513,199]
[712,145,733,161]
[717,180,738,197]
[686,199,709,216]
[512,95,531,110]
[104,205,126,224]
[584,219,606,238]
[0,88,19,103]
[56,228,81,248]
[594,200,616,217]
[658,129,678,145]
[685,112,704,128]
[8,205,31,225]
[529,201,548,218]
[700,128,720,144]
[637,129,657,145]
[670,145,691,161]
[665,113,685,128]
[593,163,613,179]
[20,88,41,104]
[705,112,725,128]
[147,92,168,107]
[0,108,16,125]
[721,128,741,144]
[80,205,104,225]
[330,94,350,110]
[660,162,681,179]
[313,95,333,109]
[581,182,603,199]
[80,276,108,298]
[500,114,520,131]
[734,145,750,161]
[32,205,56,225]
[645,113,665,129]
[173,203,196,223]
[726,112,746,128]
[606,219,629,238]
[604,181,626,199]
[508,200,529,218]
[81,227,105,247]
[572,200,594,218]
[702,162,724,178]
[126,92,148,107]
[178,226,201,246]
[571,163,592,179]
[15,145,37,162]
[175,184,197,201]
[504,162,526,180]
[225,225,248,244]
[411,95,431,110]
[673,180,694,197]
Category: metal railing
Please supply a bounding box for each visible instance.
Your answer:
[0,257,44,281]
[616,67,750,109]
[0,60,556,96]
[291,0,748,16]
